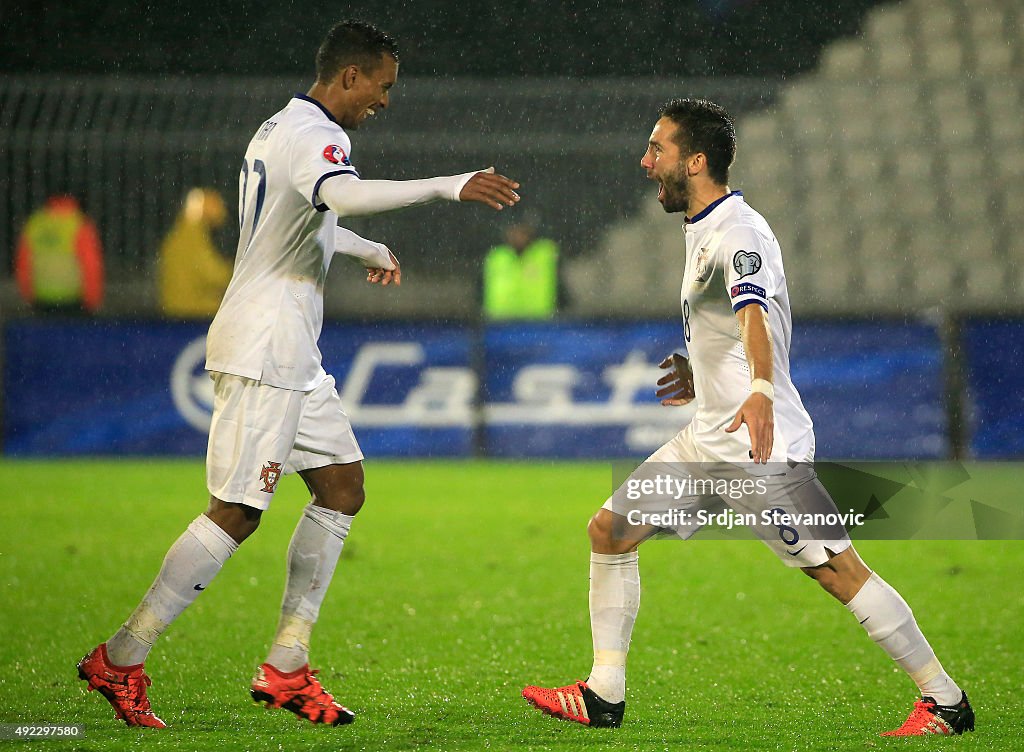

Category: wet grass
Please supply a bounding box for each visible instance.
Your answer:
[0,460,1019,751]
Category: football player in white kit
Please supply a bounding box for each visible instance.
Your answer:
[78,20,520,728]
[523,99,974,737]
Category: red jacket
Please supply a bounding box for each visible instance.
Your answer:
[15,196,104,312]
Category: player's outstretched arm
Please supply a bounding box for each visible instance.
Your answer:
[319,168,519,218]
[655,352,695,406]
[457,168,521,210]
[725,304,775,463]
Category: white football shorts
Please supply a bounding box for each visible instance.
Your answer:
[603,423,851,567]
[206,372,364,510]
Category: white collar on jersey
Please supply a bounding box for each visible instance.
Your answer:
[685,190,743,225]
[292,93,339,125]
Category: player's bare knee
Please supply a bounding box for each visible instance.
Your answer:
[587,511,611,547]
[803,562,837,590]
[824,548,871,602]
[588,509,634,554]
[831,567,871,604]
[311,477,365,515]
[302,462,365,516]
[204,497,261,544]
[834,548,871,580]
[804,562,862,603]
[344,483,366,514]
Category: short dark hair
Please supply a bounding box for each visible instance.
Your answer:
[315,20,399,83]
[658,99,736,185]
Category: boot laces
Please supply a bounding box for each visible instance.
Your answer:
[895,699,938,732]
[297,670,340,718]
[116,671,154,714]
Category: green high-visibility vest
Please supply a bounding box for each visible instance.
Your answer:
[23,209,83,304]
[483,239,558,320]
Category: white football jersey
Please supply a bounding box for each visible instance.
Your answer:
[680,191,815,462]
[206,95,357,391]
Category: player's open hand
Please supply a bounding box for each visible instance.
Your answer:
[725,393,774,464]
[655,353,695,406]
[460,167,520,210]
[366,249,401,286]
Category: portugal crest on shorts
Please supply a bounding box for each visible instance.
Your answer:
[260,461,283,493]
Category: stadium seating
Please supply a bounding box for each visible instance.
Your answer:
[2,0,1018,318]
[573,0,1022,315]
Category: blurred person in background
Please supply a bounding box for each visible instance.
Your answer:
[483,218,559,320]
[14,195,103,314]
[158,188,234,318]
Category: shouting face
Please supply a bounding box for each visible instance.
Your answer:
[640,117,692,214]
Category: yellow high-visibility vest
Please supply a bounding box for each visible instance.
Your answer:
[483,239,558,320]
[23,210,83,303]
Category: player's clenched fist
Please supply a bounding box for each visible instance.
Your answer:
[460,167,520,210]
[366,248,401,286]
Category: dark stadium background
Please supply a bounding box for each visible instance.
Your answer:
[1,1,876,78]
[1,0,1021,461]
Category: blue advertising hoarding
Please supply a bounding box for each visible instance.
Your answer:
[3,320,475,458]
[962,318,1024,459]
[482,322,692,458]
[4,318,954,460]
[4,320,210,456]
[790,321,948,460]
[317,324,475,457]
[483,320,948,460]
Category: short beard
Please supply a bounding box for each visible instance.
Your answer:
[659,164,690,214]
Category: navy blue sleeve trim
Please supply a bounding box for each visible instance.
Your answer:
[312,169,359,212]
[732,298,769,313]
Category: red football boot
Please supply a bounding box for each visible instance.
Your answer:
[522,679,624,727]
[76,643,167,728]
[881,692,975,736]
[251,663,354,725]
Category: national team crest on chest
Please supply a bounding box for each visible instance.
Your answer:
[694,247,713,283]
[260,461,283,493]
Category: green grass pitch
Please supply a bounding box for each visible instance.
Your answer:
[1,459,1021,751]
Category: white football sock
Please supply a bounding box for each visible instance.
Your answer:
[265,503,352,672]
[846,572,962,706]
[586,551,639,704]
[106,514,238,667]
